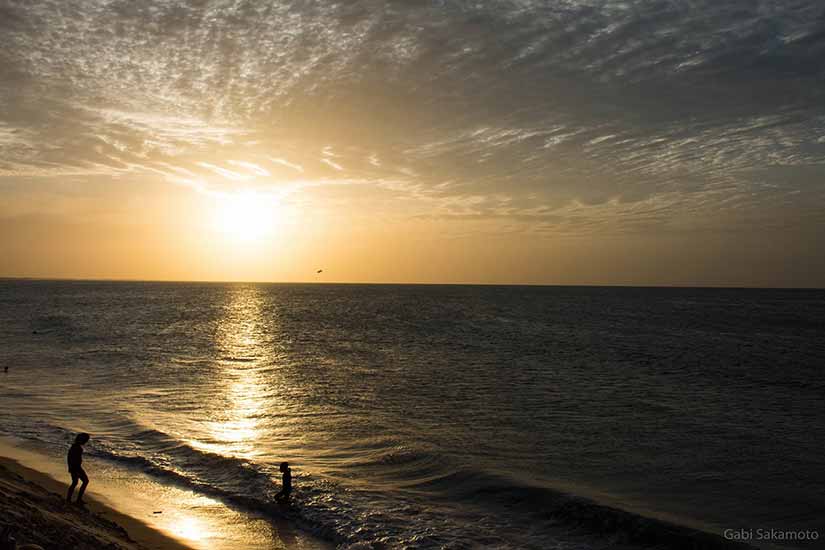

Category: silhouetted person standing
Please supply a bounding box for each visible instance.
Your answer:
[275,461,292,503]
[66,433,90,505]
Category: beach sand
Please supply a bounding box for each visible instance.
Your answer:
[0,456,192,550]
[0,440,331,550]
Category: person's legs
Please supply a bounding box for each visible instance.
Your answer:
[76,468,89,503]
[67,471,79,502]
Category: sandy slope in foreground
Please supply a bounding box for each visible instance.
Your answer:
[0,457,192,550]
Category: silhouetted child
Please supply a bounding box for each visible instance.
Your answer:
[274,461,292,503]
[66,433,90,505]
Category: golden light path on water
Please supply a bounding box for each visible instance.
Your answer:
[202,285,268,458]
[2,284,327,549]
[120,286,307,548]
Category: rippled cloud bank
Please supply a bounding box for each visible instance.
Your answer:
[1,0,824,236]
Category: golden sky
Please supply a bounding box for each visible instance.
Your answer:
[1,1,824,286]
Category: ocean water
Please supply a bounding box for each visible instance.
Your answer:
[1,280,823,549]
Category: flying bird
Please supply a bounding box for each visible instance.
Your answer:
[316,269,323,274]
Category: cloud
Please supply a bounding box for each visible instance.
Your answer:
[1,0,823,235]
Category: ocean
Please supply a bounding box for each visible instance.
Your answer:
[1,280,823,549]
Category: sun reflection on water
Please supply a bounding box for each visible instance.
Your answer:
[188,285,271,459]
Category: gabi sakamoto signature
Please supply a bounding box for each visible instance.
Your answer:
[724,528,820,542]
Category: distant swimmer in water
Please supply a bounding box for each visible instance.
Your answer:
[66,433,90,505]
[274,461,292,503]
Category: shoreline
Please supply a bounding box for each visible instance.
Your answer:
[0,455,192,550]
[0,446,784,550]
[0,439,332,550]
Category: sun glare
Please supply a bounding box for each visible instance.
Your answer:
[214,192,276,243]
[170,515,211,542]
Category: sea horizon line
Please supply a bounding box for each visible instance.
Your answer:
[1,275,822,291]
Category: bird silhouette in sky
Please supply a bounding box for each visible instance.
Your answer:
[316,269,323,274]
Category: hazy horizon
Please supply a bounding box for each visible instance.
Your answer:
[2,1,824,287]
[4,275,825,290]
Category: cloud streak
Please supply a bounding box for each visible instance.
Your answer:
[1,0,823,235]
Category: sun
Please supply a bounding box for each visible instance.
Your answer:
[214,192,276,243]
